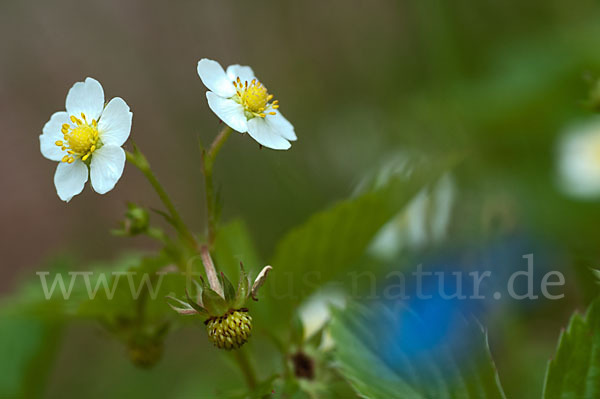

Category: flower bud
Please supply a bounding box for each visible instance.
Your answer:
[118,203,149,236]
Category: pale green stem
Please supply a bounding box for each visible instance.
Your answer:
[125,147,197,249]
[233,347,258,390]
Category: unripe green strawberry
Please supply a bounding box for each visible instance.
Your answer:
[205,309,252,350]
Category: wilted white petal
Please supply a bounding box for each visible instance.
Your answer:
[247,117,291,150]
[65,77,105,121]
[251,265,272,301]
[90,145,126,194]
[54,161,88,202]
[98,97,132,147]
[206,91,248,133]
[197,59,236,98]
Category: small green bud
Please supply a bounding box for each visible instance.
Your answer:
[127,333,163,369]
[119,203,150,236]
[205,309,252,350]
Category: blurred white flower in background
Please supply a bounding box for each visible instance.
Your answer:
[358,154,457,260]
[39,78,132,202]
[197,58,296,150]
[557,117,600,199]
[370,173,456,260]
[298,288,346,351]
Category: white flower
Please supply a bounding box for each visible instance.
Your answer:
[298,288,346,345]
[39,77,132,202]
[197,58,296,150]
[557,117,600,199]
[369,174,456,260]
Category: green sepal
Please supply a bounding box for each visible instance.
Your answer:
[184,289,208,316]
[233,263,251,309]
[202,287,229,316]
[220,272,236,303]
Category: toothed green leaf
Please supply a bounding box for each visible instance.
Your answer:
[543,297,600,399]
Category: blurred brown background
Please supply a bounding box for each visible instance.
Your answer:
[1,0,598,295]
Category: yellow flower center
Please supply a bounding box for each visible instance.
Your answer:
[233,77,280,118]
[56,113,100,163]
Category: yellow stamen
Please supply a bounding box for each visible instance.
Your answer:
[57,113,100,162]
[232,76,281,118]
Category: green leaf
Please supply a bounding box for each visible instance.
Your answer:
[329,302,506,399]
[543,297,600,399]
[268,155,458,313]
[0,315,62,398]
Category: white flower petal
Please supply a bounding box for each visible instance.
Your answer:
[65,77,105,122]
[558,124,600,198]
[299,289,346,341]
[247,116,292,150]
[54,161,88,202]
[90,145,126,194]
[98,97,132,147]
[40,111,69,161]
[266,111,297,141]
[226,64,256,83]
[197,59,236,98]
[206,91,248,133]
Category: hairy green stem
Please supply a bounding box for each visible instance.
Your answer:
[126,147,197,249]
[202,125,232,246]
[233,348,258,390]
